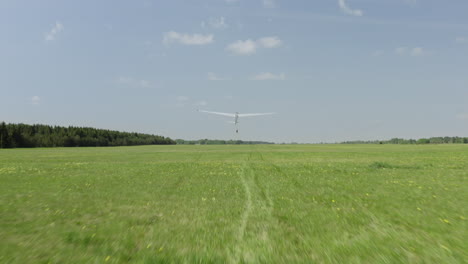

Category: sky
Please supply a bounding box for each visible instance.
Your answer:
[1,0,467,143]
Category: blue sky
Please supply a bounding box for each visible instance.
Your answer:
[1,0,467,143]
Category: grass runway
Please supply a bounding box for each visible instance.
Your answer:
[0,145,467,263]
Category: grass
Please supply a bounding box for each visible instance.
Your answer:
[0,144,467,263]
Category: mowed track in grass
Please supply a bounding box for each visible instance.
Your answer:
[0,145,467,263]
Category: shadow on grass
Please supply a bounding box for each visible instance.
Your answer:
[369,162,424,170]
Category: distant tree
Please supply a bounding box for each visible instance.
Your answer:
[342,136,467,145]
[0,122,9,148]
[417,138,430,144]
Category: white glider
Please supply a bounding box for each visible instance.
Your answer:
[198,110,275,133]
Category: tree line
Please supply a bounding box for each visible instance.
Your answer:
[175,139,274,145]
[342,137,468,144]
[0,122,175,148]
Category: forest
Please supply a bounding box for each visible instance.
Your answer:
[0,122,175,148]
[342,137,468,144]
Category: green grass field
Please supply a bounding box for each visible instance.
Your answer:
[0,145,467,263]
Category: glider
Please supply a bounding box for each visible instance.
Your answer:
[198,110,275,133]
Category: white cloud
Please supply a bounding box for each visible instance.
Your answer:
[257,37,282,48]
[251,72,285,80]
[45,21,64,41]
[372,50,384,57]
[202,17,228,30]
[194,101,208,106]
[263,0,276,8]
[395,47,425,56]
[410,47,424,56]
[116,77,151,88]
[338,0,363,17]
[226,39,257,55]
[456,37,468,43]
[404,0,418,6]
[207,72,229,81]
[139,80,150,88]
[177,96,189,102]
[163,31,214,45]
[226,36,282,55]
[31,96,41,105]
[176,96,190,107]
[456,113,468,120]
[116,76,132,84]
[395,47,408,55]
[174,96,207,108]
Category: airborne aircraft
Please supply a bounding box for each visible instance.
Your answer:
[198,110,275,133]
